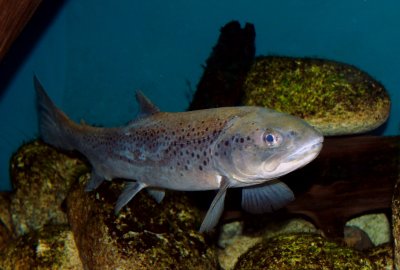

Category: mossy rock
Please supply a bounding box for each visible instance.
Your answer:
[392,179,400,269]
[66,174,218,270]
[243,56,390,135]
[9,140,88,236]
[234,233,374,270]
[0,224,83,269]
[365,243,394,270]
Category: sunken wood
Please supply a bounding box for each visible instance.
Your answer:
[0,0,42,61]
[284,135,400,237]
[188,21,255,110]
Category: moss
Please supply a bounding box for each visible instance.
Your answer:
[235,233,374,270]
[366,243,394,269]
[243,56,390,135]
[0,225,82,269]
[9,140,89,236]
[67,174,218,269]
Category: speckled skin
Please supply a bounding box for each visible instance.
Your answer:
[41,104,322,192]
[74,108,250,191]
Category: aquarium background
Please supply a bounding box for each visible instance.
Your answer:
[0,0,399,191]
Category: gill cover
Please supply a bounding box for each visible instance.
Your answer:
[211,109,293,183]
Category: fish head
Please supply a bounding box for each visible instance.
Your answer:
[212,108,323,185]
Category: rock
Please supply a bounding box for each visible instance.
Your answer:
[0,224,83,270]
[243,56,390,135]
[9,140,88,236]
[392,178,400,269]
[66,173,218,270]
[218,221,244,249]
[218,218,318,270]
[366,243,394,270]
[0,220,11,251]
[234,233,375,270]
[218,234,260,270]
[0,192,12,233]
[344,226,374,251]
[345,213,391,248]
[0,192,12,250]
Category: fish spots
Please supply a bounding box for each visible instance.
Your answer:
[115,114,232,175]
[163,119,224,173]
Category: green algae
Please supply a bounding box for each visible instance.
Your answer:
[66,174,218,269]
[243,56,390,135]
[9,140,89,236]
[0,225,82,269]
[234,233,374,270]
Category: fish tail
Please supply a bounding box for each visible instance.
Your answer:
[34,76,77,150]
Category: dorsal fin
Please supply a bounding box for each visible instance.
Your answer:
[135,90,160,117]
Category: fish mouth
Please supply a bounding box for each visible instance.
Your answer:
[260,137,323,176]
[286,137,324,162]
[260,137,323,178]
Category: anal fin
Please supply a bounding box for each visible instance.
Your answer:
[146,188,165,203]
[115,181,147,214]
[241,180,294,214]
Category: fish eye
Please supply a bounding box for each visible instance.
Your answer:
[263,130,281,147]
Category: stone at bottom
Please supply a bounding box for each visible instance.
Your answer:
[234,233,374,270]
[66,173,218,270]
[0,224,82,270]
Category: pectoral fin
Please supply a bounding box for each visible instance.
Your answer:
[115,181,147,214]
[241,180,294,214]
[146,188,165,203]
[199,177,230,233]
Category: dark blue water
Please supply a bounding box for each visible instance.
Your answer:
[0,0,399,191]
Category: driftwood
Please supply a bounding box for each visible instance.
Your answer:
[0,0,42,61]
[284,135,400,237]
[188,21,255,110]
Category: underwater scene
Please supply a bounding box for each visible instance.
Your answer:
[0,1,399,269]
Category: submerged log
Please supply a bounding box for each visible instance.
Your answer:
[188,21,255,110]
[0,0,42,61]
[283,135,400,237]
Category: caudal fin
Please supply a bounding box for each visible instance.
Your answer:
[34,76,76,150]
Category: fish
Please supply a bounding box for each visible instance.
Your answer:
[34,76,323,232]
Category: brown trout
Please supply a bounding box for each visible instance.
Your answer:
[34,76,323,232]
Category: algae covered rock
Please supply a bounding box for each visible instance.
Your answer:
[66,173,218,270]
[234,233,374,270]
[365,243,394,270]
[392,178,400,269]
[9,140,88,236]
[0,224,83,270]
[345,213,391,248]
[218,218,319,270]
[243,56,390,135]
[0,192,12,250]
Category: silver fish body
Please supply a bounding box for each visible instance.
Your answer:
[35,76,323,232]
